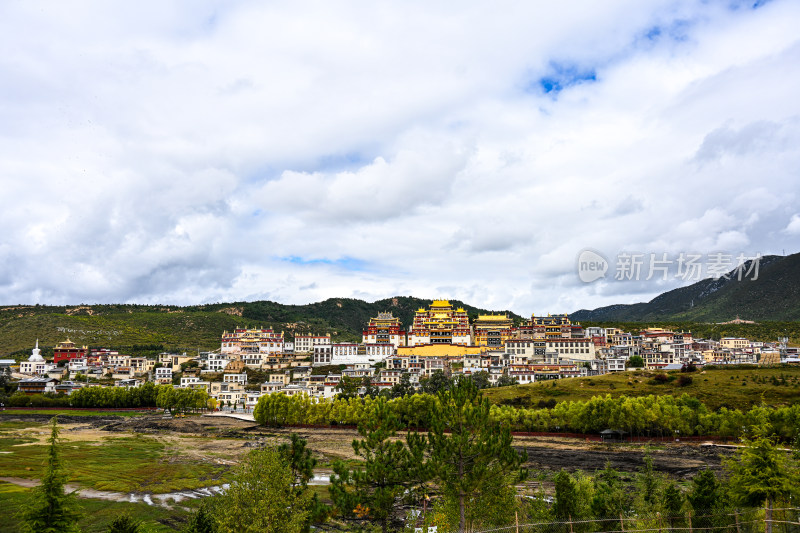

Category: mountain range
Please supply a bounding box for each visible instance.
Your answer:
[2,253,798,358]
[571,252,800,322]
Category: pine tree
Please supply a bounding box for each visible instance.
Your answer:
[330,398,426,533]
[553,470,578,521]
[427,378,527,533]
[637,451,660,507]
[183,502,216,533]
[687,469,721,532]
[725,434,800,533]
[279,433,328,529]
[590,462,629,529]
[20,417,81,533]
[662,482,685,531]
[106,514,141,532]
[279,433,317,489]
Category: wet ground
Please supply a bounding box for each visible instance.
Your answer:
[5,412,735,484]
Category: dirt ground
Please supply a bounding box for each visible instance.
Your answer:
[4,413,735,480]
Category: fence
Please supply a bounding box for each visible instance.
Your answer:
[419,508,800,533]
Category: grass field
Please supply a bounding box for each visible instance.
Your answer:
[0,481,199,532]
[484,366,800,411]
[0,421,233,494]
[0,409,151,417]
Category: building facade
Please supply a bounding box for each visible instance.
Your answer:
[362,312,405,348]
[294,334,332,354]
[408,300,471,346]
[471,314,515,348]
[53,339,89,364]
[221,328,285,356]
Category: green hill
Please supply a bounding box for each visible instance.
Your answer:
[484,366,800,411]
[572,252,800,322]
[0,298,523,359]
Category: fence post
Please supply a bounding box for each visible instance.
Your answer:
[765,502,772,533]
[658,512,663,533]
[620,514,625,533]
[688,510,693,533]
[568,515,574,533]
[516,511,519,533]
[734,510,741,533]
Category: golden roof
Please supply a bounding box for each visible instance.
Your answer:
[475,314,510,321]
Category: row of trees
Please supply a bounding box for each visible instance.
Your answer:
[3,382,213,414]
[67,382,212,413]
[335,370,514,400]
[254,389,800,439]
[548,431,799,533]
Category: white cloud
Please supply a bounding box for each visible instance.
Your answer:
[1,0,800,315]
[785,214,800,235]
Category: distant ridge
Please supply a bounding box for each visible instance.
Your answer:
[571,252,800,322]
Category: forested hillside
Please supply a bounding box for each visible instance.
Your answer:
[0,297,522,358]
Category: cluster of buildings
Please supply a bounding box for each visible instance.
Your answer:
[4,299,798,406]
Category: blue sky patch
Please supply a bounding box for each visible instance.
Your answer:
[279,255,370,272]
[535,62,597,95]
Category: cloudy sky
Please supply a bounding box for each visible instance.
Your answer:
[2,1,799,315]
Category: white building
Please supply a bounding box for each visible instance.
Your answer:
[155,367,173,384]
[107,354,131,368]
[205,353,229,372]
[365,343,395,361]
[19,340,53,376]
[224,372,248,385]
[313,345,332,365]
[294,334,331,354]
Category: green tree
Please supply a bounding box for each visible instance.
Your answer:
[20,417,81,533]
[279,433,328,529]
[362,375,379,398]
[420,370,451,395]
[725,434,799,533]
[590,462,629,528]
[214,447,311,533]
[636,451,661,510]
[335,375,362,399]
[470,371,491,390]
[687,469,722,532]
[495,375,518,387]
[330,398,426,533]
[553,470,579,521]
[106,514,141,532]
[390,373,415,398]
[279,433,317,489]
[553,469,582,531]
[183,502,216,533]
[427,378,527,533]
[628,355,645,368]
[662,482,685,531]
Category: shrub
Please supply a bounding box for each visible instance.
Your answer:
[649,374,669,385]
[677,376,693,387]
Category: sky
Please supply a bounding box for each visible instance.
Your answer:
[1,1,800,315]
